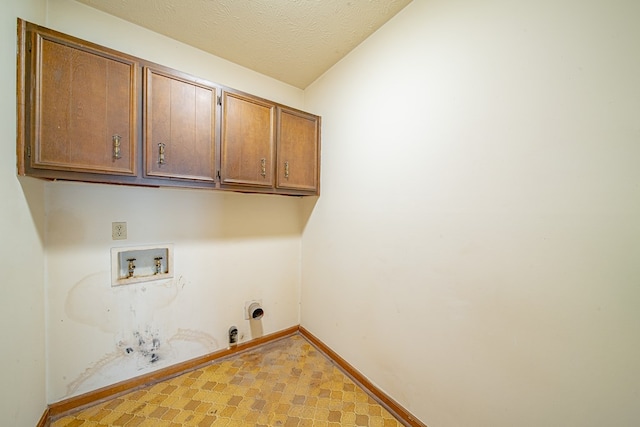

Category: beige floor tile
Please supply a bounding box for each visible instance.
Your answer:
[51,335,402,427]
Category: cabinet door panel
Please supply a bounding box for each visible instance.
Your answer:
[277,108,319,193]
[145,68,216,181]
[33,34,136,175]
[221,91,275,187]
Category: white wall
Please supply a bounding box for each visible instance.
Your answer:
[0,1,47,426]
[43,0,306,402]
[302,1,640,426]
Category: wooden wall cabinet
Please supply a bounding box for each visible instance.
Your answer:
[144,67,217,183]
[18,19,320,196]
[26,28,137,176]
[276,107,320,193]
[220,91,276,188]
[220,94,321,195]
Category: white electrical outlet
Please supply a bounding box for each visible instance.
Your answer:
[112,222,127,240]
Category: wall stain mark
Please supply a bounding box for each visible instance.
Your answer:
[167,328,219,351]
[66,350,122,396]
[65,327,220,398]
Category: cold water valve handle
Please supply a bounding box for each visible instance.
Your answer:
[126,258,136,278]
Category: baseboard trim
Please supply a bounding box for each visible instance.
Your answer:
[39,324,426,427]
[36,406,50,427]
[46,325,298,422]
[299,326,428,427]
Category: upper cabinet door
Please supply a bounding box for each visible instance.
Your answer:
[276,108,320,193]
[220,91,276,188]
[19,20,320,196]
[144,67,217,182]
[31,32,137,175]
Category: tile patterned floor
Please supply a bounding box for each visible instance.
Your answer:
[51,334,403,426]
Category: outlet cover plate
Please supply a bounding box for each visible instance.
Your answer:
[112,222,127,240]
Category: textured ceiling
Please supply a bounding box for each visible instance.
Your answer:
[74,0,412,89]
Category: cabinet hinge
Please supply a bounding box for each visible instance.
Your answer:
[27,39,32,53]
[217,96,222,106]
[26,145,31,157]
[216,170,221,180]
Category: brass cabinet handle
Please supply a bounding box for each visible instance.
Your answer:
[284,161,289,179]
[112,134,121,159]
[158,143,166,165]
[260,158,266,178]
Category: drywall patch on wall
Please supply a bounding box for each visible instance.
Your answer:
[123,327,163,364]
[62,272,180,396]
[62,272,222,397]
[65,327,219,396]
